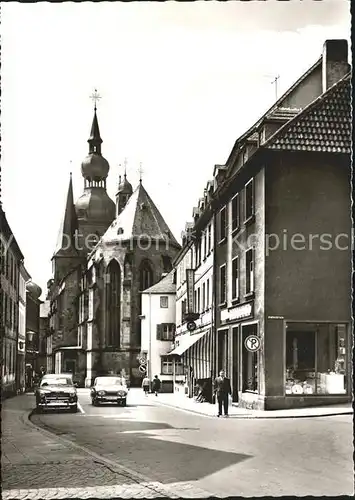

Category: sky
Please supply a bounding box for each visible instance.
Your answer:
[1,0,351,298]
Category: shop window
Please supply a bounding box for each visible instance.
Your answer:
[241,325,258,392]
[219,207,227,242]
[245,248,254,295]
[160,296,169,308]
[285,323,348,396]
[231,194,240,232]
[245,179,254,221]
[232,256,239,300]
[219,264,226,305]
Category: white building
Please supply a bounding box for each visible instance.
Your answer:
[18,263,30,392]
[141,270,184,393]
[169,180,216,401]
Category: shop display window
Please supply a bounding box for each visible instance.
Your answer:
[285,323,348,396]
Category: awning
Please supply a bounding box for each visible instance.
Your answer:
[168,329,210,356]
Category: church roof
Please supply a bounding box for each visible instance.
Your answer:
[53,174,79,257]
[143,270,176,294]
[100,183,180,249]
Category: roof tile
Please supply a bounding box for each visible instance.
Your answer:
[265,74,351,154]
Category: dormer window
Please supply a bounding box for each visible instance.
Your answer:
[117,227,124,235]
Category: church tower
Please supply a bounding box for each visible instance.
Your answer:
[116,161,133,216]
[52,173,82,283]
[75,100,115,254]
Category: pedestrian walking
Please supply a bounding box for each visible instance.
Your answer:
[213,370,232,417]
[142,375,150,396]
[151,375,161,396]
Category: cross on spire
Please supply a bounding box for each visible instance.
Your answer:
[124,157,128,179]
[90,88,101,111]
[138,162,143,184]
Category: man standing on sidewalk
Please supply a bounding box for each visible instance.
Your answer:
[214,370,232,417]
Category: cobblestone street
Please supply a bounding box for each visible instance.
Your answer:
[2,390,353,498]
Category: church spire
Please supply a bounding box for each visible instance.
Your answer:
[54,173,78,258]
[88,89,103,155]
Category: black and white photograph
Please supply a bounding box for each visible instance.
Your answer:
[1,0,353,498]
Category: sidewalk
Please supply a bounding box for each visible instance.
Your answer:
[151,392,353,418]
[1,394,181,499]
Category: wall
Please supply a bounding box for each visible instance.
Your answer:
[141,292,176,382]
[264,153,351,404]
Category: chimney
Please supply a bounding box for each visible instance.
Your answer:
[322,39,349,93]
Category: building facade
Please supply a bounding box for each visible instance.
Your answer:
[25,282,43,389]
[169,183,216,401]
[1,206,23,397]
[46,106,181,387]
[17,263,31,393]
[141,270,184,393]
[211,39,352,409]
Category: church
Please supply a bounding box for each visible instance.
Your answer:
[46,104,181,387]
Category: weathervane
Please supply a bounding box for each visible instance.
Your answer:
[89,88,101,111]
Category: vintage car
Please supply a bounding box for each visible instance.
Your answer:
[35,374,78,412]
[91,376,128,406]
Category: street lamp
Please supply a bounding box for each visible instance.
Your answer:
[27,331,34,342]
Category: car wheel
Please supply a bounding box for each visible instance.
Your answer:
[36,405,42,413]
[91,399,98,406]
[70,405,78,413]
[122,399,127,407]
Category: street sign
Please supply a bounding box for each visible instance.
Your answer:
[187,321,196,332]
[138,356,147,366]
[139,365,147,373]
[244,335,261,352]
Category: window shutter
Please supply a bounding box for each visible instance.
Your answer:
[156,324,162,340]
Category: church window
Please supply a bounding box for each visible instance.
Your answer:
[162,255,172,273]
[139,260,153,291]
[105,259,121,347]
[138,260,154,346]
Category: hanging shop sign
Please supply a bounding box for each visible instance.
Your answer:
[186,269,195,314]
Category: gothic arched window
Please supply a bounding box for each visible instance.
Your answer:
[105,259,121,347]
[137,260,154,347]
[139,260,153,291]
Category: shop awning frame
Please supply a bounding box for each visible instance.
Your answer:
[168,329,210,357]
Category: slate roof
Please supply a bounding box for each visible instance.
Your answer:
[101,183,180,249]
[143,270,176,294]
[54,175,79,257]
[265,73,351,154]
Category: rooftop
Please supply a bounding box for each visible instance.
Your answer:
[143,270,176,294]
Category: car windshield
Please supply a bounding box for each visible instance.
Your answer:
[40,378,72,386]
[95,377,125,386]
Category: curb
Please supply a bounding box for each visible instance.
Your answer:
[27,409,180,499]
[152,399,353,419]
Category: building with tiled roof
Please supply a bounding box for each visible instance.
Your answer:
[266,73,351,154]
[174,39,352,411]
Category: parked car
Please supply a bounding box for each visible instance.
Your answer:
[35,374,78,412]
[91,376,128,406]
